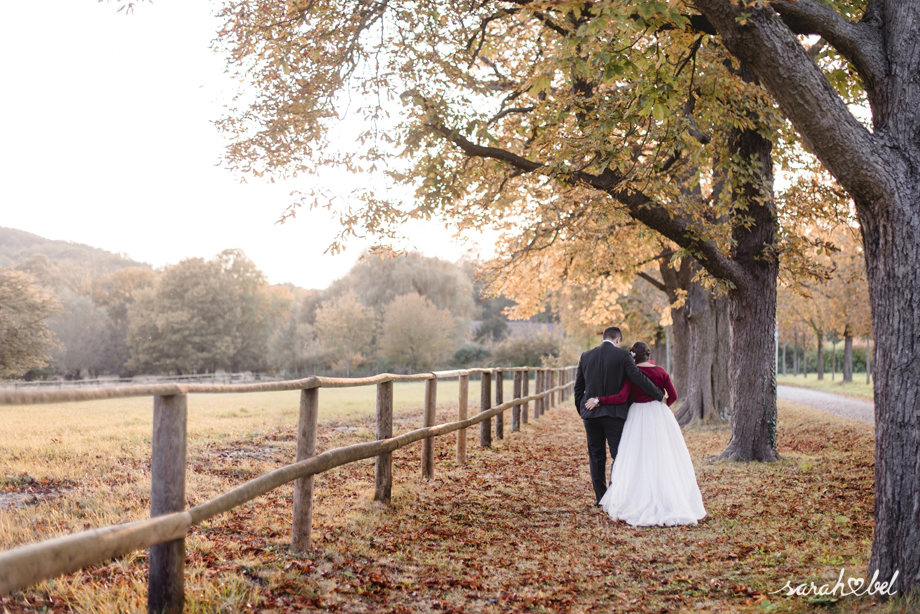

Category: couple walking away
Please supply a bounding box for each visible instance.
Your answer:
[574,326,706,527]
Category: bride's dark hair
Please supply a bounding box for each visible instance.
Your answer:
[630,341,651,364]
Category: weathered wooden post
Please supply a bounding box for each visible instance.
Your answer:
[512,371,522,432]
[522,369,529,424]
[374,380,393,503]
[550,370,557,408]
[457,373,469,464]
[494,370,504,440]
[535,370,543,419]
[149,394,187,614]
[292,387,319,551]
[421,377,437,478]
[480,371,492,448]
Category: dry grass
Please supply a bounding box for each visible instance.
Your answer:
[0,383,903,613]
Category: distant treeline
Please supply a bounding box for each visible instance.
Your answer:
[0,228,569,380]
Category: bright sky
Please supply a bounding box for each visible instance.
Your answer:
[0,0,491,289]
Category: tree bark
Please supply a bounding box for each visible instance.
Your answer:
[843,326,854,382]
[673,277,731,426]
[715,90,779,462]
[815,329,824,380]
[863,190,920,590]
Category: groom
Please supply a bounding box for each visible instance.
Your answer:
[574,326,664,506]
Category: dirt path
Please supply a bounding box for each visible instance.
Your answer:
[778,384,874,424]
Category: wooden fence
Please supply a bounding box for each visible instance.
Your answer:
[0,365,578,613]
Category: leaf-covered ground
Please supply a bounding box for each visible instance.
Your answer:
[0,399,892,613]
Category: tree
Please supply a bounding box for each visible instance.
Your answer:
[682,0,920,585]
[127,258,240,374]
[92,267,156,375]
[0,270,59,378]
[216,1,796,462]
[821,228,871,382]
[474,317,509,343]
[327,252,474,321]
[216,249,280,372]
[491,331,566,368]
[49,295,114,378]
[380,293,455,372]
[314,291,373,376]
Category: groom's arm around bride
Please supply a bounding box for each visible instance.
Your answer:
[574,334,663,420]
[573,327,664,506]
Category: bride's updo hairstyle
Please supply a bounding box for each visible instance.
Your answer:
[630,342,651,364]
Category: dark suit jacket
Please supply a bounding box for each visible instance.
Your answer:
[573,342,664,419]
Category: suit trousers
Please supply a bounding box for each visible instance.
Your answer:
[583,415,626,504]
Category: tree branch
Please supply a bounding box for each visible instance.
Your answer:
[691,0,892,209]
[767,0,886,103]
[637,271,667,293]
[428,122,748,289]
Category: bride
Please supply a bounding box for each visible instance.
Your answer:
[585,341,706,527]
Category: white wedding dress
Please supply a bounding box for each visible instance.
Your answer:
[599,399,706,526]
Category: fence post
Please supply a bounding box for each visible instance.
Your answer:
[494,370,504,440]
[374,381,393,503]
[550,369,557,408]
[535,370,543,418]
[522,369,529,424]
[421,377,437,478]
[148,394,187,614]
[512,371,522,432]
[457,374,468,464]
[292,387,319,551]
[480,371,492,448]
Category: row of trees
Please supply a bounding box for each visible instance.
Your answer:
[778,226,872,382]
[211,0,920,588]
[0,248,573,380]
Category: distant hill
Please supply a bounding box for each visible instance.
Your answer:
[0,226,148,272]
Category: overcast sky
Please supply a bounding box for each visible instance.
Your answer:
[0,0,490,289]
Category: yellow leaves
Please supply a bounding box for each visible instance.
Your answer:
[528,74,553,97]
[669,288,688,311]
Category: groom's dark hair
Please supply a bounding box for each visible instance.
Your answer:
[602,327,622,342]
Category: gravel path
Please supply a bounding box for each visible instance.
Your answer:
[778,384,875,424]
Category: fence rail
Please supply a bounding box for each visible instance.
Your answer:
[0,365,578,613]
[0,372,282,390]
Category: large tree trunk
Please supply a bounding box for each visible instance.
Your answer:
[673,279,731,426]
[715,86,779,462]
[843,326,853,382]
[658,258,731,426]
[863,196,920,589]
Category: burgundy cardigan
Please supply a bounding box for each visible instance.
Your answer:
[597,364,678,407]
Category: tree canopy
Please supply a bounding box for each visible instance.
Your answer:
[0,270,59,378]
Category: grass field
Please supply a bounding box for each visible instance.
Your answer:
[1,382,912,613]
[777,373,874,401]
